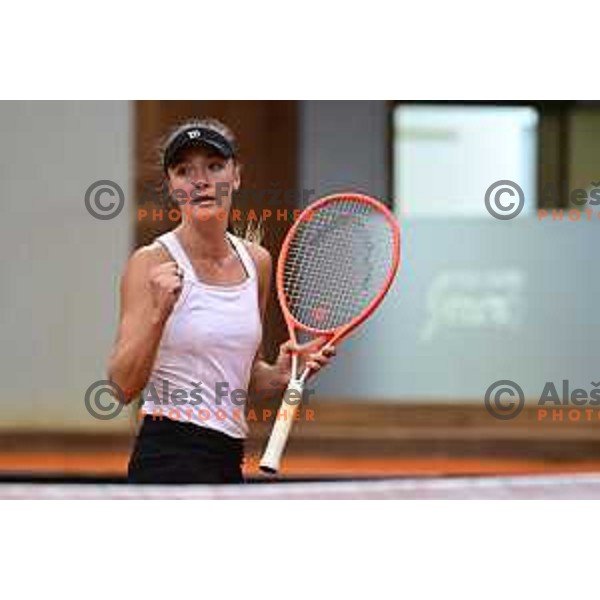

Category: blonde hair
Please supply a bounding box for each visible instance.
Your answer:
[239,218,264,245]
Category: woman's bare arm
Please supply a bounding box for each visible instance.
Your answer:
[107,244,182,402]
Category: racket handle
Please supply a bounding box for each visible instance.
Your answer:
[259,379,304,475]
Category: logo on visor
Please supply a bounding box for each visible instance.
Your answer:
[187,129,203,140]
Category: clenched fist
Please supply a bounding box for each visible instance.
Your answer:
[149,261,184,320]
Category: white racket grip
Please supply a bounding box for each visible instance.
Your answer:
[259,379,305,475]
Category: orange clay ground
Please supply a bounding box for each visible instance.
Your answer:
[0,451,599,479]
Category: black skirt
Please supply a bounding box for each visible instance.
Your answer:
[128,415,245,484]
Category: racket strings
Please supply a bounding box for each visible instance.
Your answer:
[282,198,396,331]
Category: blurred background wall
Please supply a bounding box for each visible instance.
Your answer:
[1,100,600,478]
[0,101,132,432]
[303,101,600,403]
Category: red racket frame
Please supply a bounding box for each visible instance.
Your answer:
[276,192,401,348]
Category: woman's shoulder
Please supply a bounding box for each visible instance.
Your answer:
[238,237,271,265]
[233,236,272,299]
[235,236,272,315]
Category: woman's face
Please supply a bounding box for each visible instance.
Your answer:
[167,146,240,224]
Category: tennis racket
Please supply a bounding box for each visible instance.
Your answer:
[259,192,401,475]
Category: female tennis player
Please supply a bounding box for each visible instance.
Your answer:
[107,118,335,484]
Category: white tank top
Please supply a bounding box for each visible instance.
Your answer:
[141,230,263,438]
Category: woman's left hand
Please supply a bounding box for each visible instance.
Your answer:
[273,336,336,383]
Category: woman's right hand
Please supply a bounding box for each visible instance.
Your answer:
[148,261,184,321]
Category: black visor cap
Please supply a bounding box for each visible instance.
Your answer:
[163,127,236,173]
